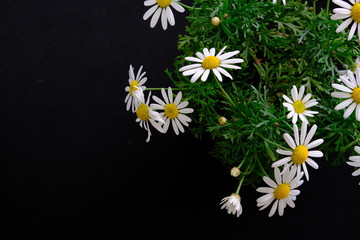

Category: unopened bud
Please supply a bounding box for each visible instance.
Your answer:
[218,116,227,125]
[211,17,221,26]
[230,167,241,177]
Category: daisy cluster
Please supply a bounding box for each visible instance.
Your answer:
[127,0,360,218]
[125,65,193,142]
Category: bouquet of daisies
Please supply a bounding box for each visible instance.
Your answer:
[125,0,360,217]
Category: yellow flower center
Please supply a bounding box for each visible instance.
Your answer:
[129,80,139,95]
[291,145,309,165]
[202,56,220,69]
[293,100,306,114]
[136,103,150,121]
[157,0,172,8]
[164,103,179,119]
[352,87,360,104]
[273,183,290,200]
[351,3,360,23]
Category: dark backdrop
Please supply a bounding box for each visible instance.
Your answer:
[0,0,359,239]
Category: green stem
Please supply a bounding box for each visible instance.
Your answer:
[177,2,194,10]
[261,135,287,149]
[326,0,331,14]
[235,176,245,194]
[256,158,269,177]
[214,78,238,109]
[237,149,249,169]
[313,0,317,13]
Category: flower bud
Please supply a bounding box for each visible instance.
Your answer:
[230,167,241,177]
[211,17,221,26]
[218,116,227,125]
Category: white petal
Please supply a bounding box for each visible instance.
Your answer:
[143,5,158,20]
[171,1,185,13]
[336,17,353,33]
[272,157,292,168]
[331,92,352,98]
[331,13,351,20]
[184,56,203,63]
[308,150,324,158]
[179,63,202,72]
[283,94,294,104]
[307,139,324,149]
[335,98,354,110]
[293,124,300,146]
[348,21,358,40]
[276,149,293,155]
[284,133,296,149]
[300,121,307,145]
[306,158,319,169]
[161,8,168,30]
[355,146,360,154]
[304,124,317,146]
[263,176,278,188]
[333,0,353,9]
[332,83,353,93]
[191,68,205,83]
[218,50,240,60]
[150,8,162,28]
[212,68,223,82]
[166,7,175,26]
[333,7,351,14]
[144,0,156,6]
[343,102,357,118]
[352,168,360,176]
[201,69,210,81]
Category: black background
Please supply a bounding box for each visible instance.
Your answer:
[0,0,359,239]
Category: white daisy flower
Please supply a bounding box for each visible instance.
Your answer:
[125,65,147,113]
[220,193,243,217]
[179,46,244,83]
[135,91,165,142]
[152,87,194,135]
[282,85,319,124]
[331,0,360,41]
[331,69,360,120]
[347,146,360,184]
[256,165,304,217]
[143,0,185,30]
[272,122,324,181]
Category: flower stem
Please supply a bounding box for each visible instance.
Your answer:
[326,0,331,14]
[261,135,287,149]
[214,78,238,109]
[235,176,245,194]
[177,2,192,10]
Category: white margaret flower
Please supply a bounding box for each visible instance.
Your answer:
[272,122,324,181]
[179,46,244,83]
[347,145,360,184]
[256,165,304,217]
[331,0,360,41]
[135,91,165,142]
[152,87,194,135]
[220,193,243,217]
[143,0,185,30]
[125,65,147,113]
[331,69,360,120]
[282,85,319,124]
